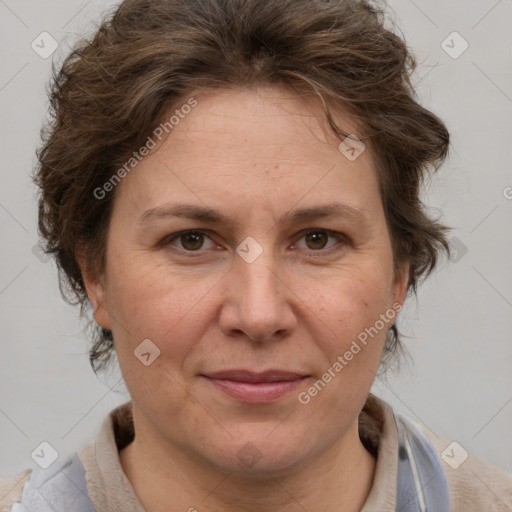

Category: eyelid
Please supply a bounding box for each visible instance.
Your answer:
[161,229,217,252]
[162,228,348,254]
[292,228,348,250]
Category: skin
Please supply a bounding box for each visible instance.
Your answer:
[80,85,409,512]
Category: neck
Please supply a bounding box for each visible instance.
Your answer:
[120,415,376,512]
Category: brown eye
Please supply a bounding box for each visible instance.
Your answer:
[304,231,329,250]
[293,229,346,253]
[180,232,204,250]
[165,230,215,252]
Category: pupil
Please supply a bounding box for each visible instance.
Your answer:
[183,233,203,250]
[307,232,327,249]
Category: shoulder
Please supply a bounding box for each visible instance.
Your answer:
[415,420,512,511]
[0,453,95,512]
[363,394,512,511]
[0,469,31,511]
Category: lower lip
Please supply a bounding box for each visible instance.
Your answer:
[204,377,307,403]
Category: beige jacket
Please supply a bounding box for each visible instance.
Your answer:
[1,394,511,511]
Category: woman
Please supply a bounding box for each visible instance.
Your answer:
[1,0,511,510]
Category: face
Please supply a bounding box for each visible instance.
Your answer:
[82,85,408,475]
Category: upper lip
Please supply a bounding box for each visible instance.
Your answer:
[202,370,308,383]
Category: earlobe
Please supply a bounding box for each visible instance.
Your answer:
[76,246,112,331]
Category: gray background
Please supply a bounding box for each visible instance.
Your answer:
[0,0,511,480]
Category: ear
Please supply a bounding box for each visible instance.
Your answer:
[392,260,410,309]
[76,244,112,331]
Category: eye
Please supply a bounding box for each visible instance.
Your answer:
[162,229,347,255]
[292,229,347,253]
[164,230,216,252]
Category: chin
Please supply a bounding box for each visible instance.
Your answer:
[197,428,315,478]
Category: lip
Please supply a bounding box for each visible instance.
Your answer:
[201,369,309,403]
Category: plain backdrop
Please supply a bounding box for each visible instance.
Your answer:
[0,0,511,480]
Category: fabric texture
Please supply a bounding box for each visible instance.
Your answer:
[1,393,511,511]
[394,413,451,510]
[9,454,95,512]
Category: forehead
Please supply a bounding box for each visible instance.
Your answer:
[158,85,365,162]
[111,85,381,224]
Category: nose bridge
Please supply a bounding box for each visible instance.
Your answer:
[222,236,294,341]
[236,241,282,309]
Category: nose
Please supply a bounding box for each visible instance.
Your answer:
[218,249,297,344]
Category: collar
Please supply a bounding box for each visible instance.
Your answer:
[76,394,417,512]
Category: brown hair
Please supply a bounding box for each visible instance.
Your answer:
[34,0,451,373]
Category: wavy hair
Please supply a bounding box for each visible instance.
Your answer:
[34,0,451,373]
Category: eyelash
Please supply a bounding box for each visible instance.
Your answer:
[162,229,348,256]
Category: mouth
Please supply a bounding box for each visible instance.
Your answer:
[200,369,310,403]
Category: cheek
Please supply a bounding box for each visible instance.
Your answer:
[104,256,218,361]
[311,263,394,346]
[297,275,394,414]
[104,261,207,410]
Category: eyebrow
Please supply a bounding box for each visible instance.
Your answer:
[139,202,370,230]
